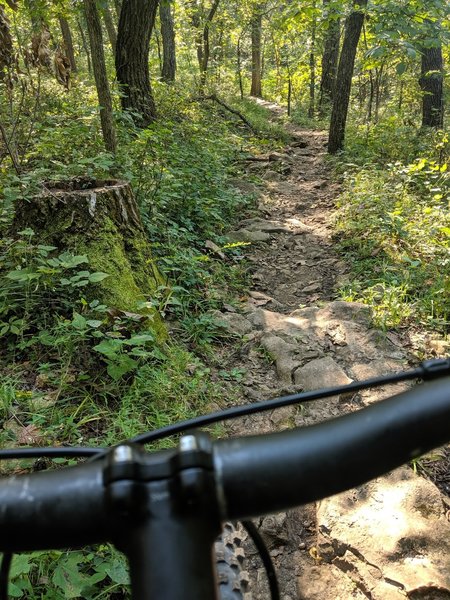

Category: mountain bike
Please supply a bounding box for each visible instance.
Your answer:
[0,357,449,600]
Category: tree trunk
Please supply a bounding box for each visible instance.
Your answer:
[116,0,158,126]
[319,0,340,110]
[12,179,165,331]
[420,44,444,129]
[101,3,117,53]
[160,0,176,82]
[328,0,367,154]
[308,6,317,119]
[114,0,122,20]
[250,4,262,97]
[0,4,14,81]
[84,0,117,154]
[58,16,77,73]
[237,34,244,99]
[77,18,92,74]
[191,0,220,88]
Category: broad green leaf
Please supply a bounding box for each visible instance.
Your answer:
[123,334,154,346]
[72,313,87,330]
[107,356,138,380]
[89,272,110,283]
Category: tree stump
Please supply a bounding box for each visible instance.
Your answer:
[12,178,165,334]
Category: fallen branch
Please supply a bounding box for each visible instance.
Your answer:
[193,93,258,134]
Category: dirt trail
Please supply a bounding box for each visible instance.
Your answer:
[214,101,450,600]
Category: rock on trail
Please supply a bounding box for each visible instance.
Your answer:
[214,101,450,599]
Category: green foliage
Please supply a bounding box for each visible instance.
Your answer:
[334,128,449,329]
[7,546,129,599]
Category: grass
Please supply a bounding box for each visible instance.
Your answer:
[332,122,449,333]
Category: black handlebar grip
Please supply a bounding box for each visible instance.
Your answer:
[0,460,108,552]
[214,377,450,520]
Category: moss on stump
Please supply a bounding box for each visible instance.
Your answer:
[13,179,166,336]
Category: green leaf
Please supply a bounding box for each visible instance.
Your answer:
[10,554,33,578]
[52,554,89,599]
[89,272,110,283]
[93,339,121,357]
[86,319,103,328]
[396,62,407,75]
[104,555,130,585]
[72,313,87,330]
[107,356,138,380]
[123,334,154,346]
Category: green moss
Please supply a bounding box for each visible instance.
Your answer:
[12,183,167,338]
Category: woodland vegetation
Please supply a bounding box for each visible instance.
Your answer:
[0,0,448,596]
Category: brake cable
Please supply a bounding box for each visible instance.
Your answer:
[0,357,448,461]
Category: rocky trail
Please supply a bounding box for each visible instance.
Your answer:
[213,101,450,599]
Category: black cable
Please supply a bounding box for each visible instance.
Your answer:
[1,358,448,461]
[0,447,102,460]
[242,521,280,600]
[128,365,428,445]
[0,553,12,600]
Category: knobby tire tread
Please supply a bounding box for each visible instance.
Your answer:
[215,523,252,600]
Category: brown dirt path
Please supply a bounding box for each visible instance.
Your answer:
[213,101,450,600]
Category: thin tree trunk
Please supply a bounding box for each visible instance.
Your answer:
[58,16,77,73]
[102,3,117,53]
[77,18,92,74]
[420,44,444,128]
[84,0,117,153]
[308,5,317,119]
[319,0,340,111]
[114,0,122,20]
[328,0,367,154]
[250,4,262,98]
[116,0,158,126]
[237,34,244,99]
[160,0,176,82]
[192,0,220,88]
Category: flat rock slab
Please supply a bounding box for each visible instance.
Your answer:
[293,357,352,393]
[317,467,450,599]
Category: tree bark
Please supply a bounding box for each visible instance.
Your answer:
[319,0,340,110]
[420,44,444,129]
[328,0,367,154]
[250,4,262,97]
[101,3,117,53]
[116,0,158,126]
[58,16,77,73]
[77,17,92,74]
[191,0,220,88]
[0,4,14,80]
[308,5,317,118]
[84,0,117,153]
[12,180,165,328]
[160,0,176,82]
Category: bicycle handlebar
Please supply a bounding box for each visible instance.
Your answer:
[0,377,449,599]
[0,376,449,550]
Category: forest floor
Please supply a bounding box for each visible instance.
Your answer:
[211,100,450,600]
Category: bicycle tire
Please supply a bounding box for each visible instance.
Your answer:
[215,522,252,600]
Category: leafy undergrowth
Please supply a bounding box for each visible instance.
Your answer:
[332,122,449,334]
[0,84,283,598]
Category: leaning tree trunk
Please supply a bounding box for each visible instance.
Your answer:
[319,0,340,111]
[12,179,165,334]
[58,15,77,73]
[101,3,117,53]
[328,0,367,154]
[250,5,262,98]
[84,0,117,154]
[420,44,444,129]
[160,0,176,82]
[116,0,158,126]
